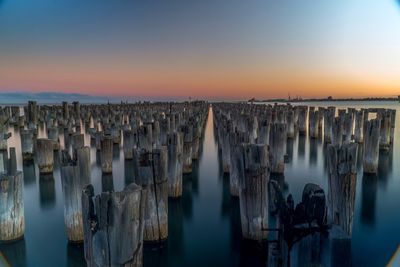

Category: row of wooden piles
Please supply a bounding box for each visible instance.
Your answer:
[212,102,396,266]
[0,100,208,267]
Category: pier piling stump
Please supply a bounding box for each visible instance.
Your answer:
[327,143,357,235]
[36,138,54,174]
[100,135,113,174]
[20,130,34,162]
[0,171,24,242]
[269,123,287,174]
[238,144,269,241]
[82,183,147,267]
[133,147,168,242]
[167,132,183,198]
[363,119,381,174]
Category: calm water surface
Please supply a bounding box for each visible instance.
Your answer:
[1,101,400,267]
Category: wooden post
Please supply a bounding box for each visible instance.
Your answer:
[27,101,38,127]
[180,125,193,174]
[378,110,391,151]
[138,124,153,151]
[220,121,232,173]
[191,122,201,160]
[0,131,10,152]
[8,147,17,175]
[269,123,287,174]
[159,117,170,146]
[363,119,381,174]
[71,133,85,160]
[20,130,34,162]
[36,138,54,174]
[238,144,269,241]
[123,129,135,160]
[0,171,24,242]
[81,183,147,267]
[100,135,113,174]
[47,126,60,150]
[323,108,335,143]
[73,101,80,121]
[257,119,270,145]
[229,131,249,197]
[64,127,72,149]
[63,101,70,121]
[327,143,357,236]
[331,117,343,147]
[342,113,353,145]
[167,132,183,198]
[286,109,295,139]
[133,147,168,242]
[354,110,364,143]
[298,106,308,135]
[389,109,396,145]
[61,162,85,243]
[309,109,319,139]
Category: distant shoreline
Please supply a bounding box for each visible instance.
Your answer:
[251,97,399,103]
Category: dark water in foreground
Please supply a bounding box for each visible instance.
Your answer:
[1,101,400,267]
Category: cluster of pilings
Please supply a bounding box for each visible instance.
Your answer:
[213,102,396,266]
[213,103,396,178]
[0,100,208,267]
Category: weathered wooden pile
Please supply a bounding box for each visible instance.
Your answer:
[0,147,24,243]
[0,100,208,266]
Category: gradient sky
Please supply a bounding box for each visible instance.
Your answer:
[0,0,400,100]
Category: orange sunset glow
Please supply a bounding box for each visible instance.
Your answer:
[1,0,400,100]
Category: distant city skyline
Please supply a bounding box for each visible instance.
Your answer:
[1,0,400,99]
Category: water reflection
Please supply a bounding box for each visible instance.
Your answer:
[239,242,268,267]
[101,173,114,192]
[124,159,135,187]
[228,198,242,257]
[39,174,56,209]
[377,149,393,189]
[0,239,27,267]
[356,144,364,173]
[95,150,101,166]
[220,172,231,219]
[22,162,36,185]
[112,144,120,159]
[294,234,323,267]
[90,138,96,148]
[66,243,85,267]
[182,176,194,220]
[53,151,60,170]
[286,138,294,162]
[297,134,306,159]
[309,138,318,166]
[144,244,168,267]
[361,174,378,226]
[166,199,184,266]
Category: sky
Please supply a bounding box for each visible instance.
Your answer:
[0,0,400,100]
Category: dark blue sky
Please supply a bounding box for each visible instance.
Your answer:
[0,0,399,99]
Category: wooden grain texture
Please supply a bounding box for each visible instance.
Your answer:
[363,119,381,174]
[238,143,269,241]
[327,143,357,235]
[0,171,24,242]
[82,183,147,267]
[167,132,183,198]
[36,138,54,174]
